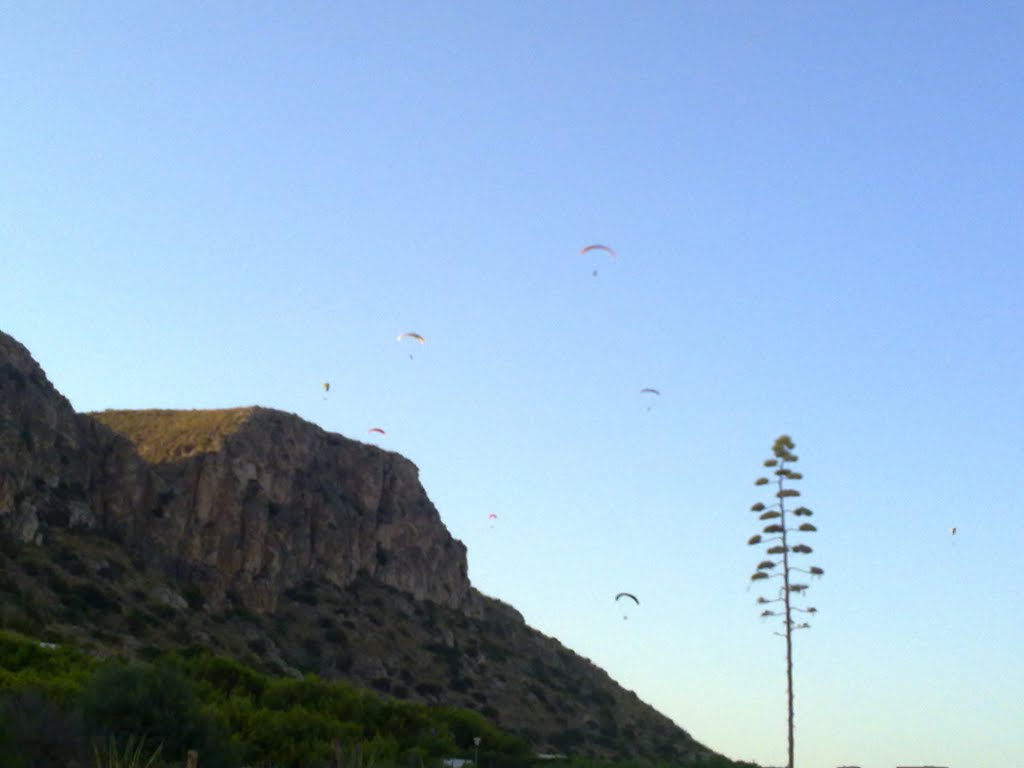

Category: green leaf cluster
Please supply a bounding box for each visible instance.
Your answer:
[747,436,823,609]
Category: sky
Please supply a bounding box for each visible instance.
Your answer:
[2,3,1022,766]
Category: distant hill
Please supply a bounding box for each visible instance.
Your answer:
[0,329,718,762]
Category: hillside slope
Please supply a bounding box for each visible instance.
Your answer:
[0,329,715,762]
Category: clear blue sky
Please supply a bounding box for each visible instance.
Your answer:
[2,3,1022,766]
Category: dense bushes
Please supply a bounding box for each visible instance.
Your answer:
[0,629,532,768]
[79,658,240,767]
[0,688,85,768]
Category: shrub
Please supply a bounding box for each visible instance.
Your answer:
[79,659,238,768]
[0,688,86,768]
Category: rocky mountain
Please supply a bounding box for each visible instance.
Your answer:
[0,330,716,762]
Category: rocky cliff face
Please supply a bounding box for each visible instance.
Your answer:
[1,331,472,615]
[88,407,475,615]
[0,330,714,762]
[0,331,145,544]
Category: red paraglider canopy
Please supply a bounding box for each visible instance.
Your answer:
[580,244,617,257]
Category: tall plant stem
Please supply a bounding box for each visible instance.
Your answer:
[779,466,794,768]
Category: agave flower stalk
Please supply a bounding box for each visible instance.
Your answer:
[747,435,823,768]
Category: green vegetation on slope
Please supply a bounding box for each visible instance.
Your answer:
[0,629,761,768]
[0,628,529,768]
[88,408,257,462]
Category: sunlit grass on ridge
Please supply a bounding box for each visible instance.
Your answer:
[88,407,258,463]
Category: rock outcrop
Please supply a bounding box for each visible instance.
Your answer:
[0,331,145,543]
[91,407,474,614]
[0,331,472,615]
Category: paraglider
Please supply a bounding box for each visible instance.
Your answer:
[368,428,386,435]
[581,244,616,277]
[950,526,957,535]
[322,382,330,400]
[488,513,498,528]
[640,387,660,412]
[615,592,639,620]
[397,332,425,359]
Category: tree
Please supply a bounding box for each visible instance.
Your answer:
[747,435,823,768]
